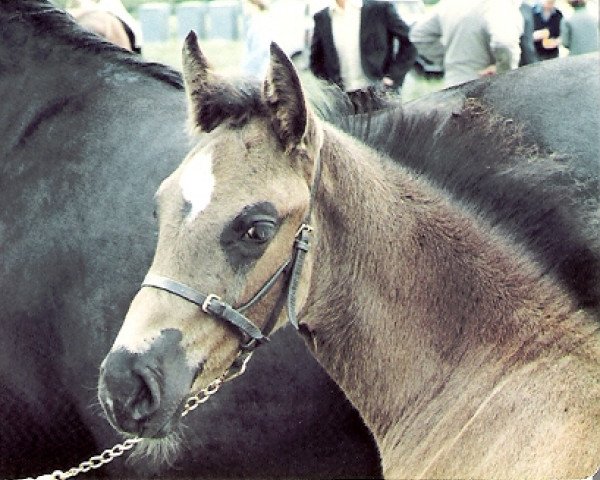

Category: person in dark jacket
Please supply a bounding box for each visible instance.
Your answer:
[532,0,563,60]
[309,0,416,96]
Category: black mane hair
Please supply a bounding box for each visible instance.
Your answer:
[2,0,183,88]
[331,90,600,311]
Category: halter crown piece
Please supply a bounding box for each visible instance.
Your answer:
[141,147,322,380]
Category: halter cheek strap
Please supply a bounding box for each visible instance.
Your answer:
[140,224,312,381]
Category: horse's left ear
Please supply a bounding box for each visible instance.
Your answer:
[181,31,214,133]
[263,43,318,155]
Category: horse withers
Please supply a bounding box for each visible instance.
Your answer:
[98,33,600,478]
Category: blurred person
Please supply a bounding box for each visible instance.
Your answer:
[309,0,416,97]
[561,0,599,55]
[410,0,523,88]
[241,0,272,78]
[532,0,563,60]
[520,1,539,65]
[68,0,142,53]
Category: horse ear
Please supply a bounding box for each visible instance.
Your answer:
[263,43,314,154]
[181,31,212,133]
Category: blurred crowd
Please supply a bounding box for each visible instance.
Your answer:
[408,0,598,87]
[248,0,598,94]
[66,0,598,95]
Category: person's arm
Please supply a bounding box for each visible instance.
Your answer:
[409,10,445,67]
[382,2,417,87]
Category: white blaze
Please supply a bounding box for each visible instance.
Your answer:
[179,147,215,221]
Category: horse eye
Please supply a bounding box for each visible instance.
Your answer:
[243,221,275,243]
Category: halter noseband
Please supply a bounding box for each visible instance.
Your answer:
[141,147,322,380]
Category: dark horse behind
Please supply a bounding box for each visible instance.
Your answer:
[0,2,379,478]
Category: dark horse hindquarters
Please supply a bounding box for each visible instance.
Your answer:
[0,2,379,478]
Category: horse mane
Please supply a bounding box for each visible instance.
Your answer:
[2,0,183,89]
[327,92,600,310]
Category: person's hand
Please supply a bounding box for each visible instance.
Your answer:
[542,38,560,49]
[533,28,550,41]
[382,76,394,87]
[478,64,497,77]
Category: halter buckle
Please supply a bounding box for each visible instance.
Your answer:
[202,293,221,313]
[295,223,313,238]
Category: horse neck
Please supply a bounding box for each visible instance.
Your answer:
[304,126,594,444]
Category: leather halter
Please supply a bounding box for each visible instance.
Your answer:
[141,147,322,380]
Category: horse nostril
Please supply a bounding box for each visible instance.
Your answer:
[99,350,164,433]
[128,368,162,422]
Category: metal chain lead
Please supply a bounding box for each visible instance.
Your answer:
[181,376,224,416]
[21,438,142,480]
[19,377,226,480]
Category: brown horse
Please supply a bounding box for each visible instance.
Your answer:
[98,33,600,478]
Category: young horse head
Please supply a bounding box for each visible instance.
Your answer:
[98,34,600,478]
[98,32,323,440]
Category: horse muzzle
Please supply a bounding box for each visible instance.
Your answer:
[97,328,196,438]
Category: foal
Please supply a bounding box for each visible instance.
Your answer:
[99,35,600,479]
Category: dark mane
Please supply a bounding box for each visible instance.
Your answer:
[321,88,600,310]
[190,75,361,133]
[191,77,268,132]
[2,0,183,89]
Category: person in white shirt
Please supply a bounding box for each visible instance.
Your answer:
[309,0,416,95]
[241,0,272,78]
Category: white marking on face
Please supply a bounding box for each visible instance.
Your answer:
[179,147,215,221]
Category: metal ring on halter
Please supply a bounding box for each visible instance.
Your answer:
[295,223,314,237]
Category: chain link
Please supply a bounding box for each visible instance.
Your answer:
[181,376,224,417]
[19,377,226,480]
[20,438,142,480]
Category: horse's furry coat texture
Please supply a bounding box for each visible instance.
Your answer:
[105,40,600,478]
[125,44,600,479]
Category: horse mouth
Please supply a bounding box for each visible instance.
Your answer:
[139,414,180,439]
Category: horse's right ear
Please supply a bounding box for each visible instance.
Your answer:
[182,31,211,133]
[263,43,313,155]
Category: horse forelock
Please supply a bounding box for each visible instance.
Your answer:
[191,78,268,133]
[1,0,183,89]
